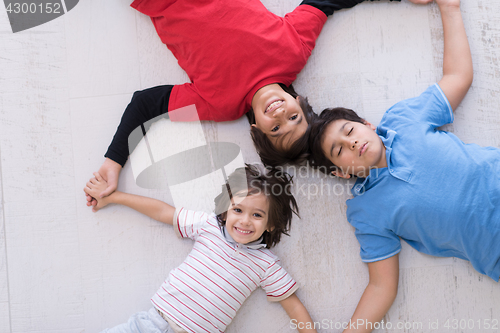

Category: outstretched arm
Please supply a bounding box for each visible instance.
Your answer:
[300,0,430,18]
[436,0,472,111]
[105,85,174,167]
[280,293,317,333]
[343,255,399,333]
[86,85,174,207]
[84,173,175,225]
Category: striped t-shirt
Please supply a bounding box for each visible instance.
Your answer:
[151,208,298,333]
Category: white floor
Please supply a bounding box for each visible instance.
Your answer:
[1,0,500,332]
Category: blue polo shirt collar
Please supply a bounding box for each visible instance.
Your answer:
[351,129,413,197]
[222,226,266,250]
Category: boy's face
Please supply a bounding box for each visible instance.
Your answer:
[225,192,271,244]
[321,119,387,178]
[251,84,308,151]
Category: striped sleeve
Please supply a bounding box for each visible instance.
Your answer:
[260,259,298,302]
[173,208,211,240]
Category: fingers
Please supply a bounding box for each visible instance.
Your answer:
[83,190,98,208]
[99,183,117,198]
[84,189,95,206]
[86,194,93,206]
[86,193,93,202]
[84,185,98,206]
[84,174,100,197]
[92,202,102,212]
[84,173,103,209]
[93,172,103,182]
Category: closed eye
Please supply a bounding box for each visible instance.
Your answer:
[338,128,353,155]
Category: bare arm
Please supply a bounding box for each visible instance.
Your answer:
[436,0,472,111]
[280,293,317,333]
[84,173,175,225]
[343,254,399,333]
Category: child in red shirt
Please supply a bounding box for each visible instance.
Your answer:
[88,0,400,205]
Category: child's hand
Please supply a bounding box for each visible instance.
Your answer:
[86,158,122,207]
[84,172,112,212]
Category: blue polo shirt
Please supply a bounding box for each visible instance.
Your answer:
[346,84,500,281]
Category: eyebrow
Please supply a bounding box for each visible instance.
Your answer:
[329,121,349,157]
[232,203,267,215]
[254,208,267,215]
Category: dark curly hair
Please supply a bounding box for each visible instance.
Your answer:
[246,84,318,167]
[214,164,299,249]
[309,107,366,176]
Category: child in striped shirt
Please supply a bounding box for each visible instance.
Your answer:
[85,165,316,333]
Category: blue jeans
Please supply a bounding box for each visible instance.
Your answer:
[101,307,173,333]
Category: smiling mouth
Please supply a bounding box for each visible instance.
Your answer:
[265,100,284,114]
[235,227,253,235]
[359,143,367,156]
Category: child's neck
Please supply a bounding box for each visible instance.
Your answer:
[354,145,388,178]
[377,144,388,169]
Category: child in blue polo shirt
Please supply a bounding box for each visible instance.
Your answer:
[310,0,499,330]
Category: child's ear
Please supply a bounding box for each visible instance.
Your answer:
[331,170,351,179]
[295,96,300,102]
[267,225,275,232]
[220,212,227,223]
[363,120,376,131]
[251,124,257,128]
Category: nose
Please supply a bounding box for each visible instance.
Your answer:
[272,107,285,118]
[349,139,358,150]
[240,214,252,225]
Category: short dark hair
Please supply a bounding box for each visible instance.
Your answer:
[246,84,318,167]
[309,107,365,175]
[214,164,299,249]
